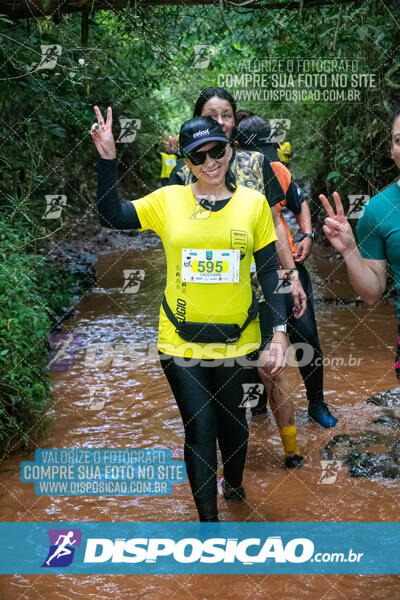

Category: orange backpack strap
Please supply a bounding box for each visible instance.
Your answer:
[270,161,297,255]
[270,161,292,194]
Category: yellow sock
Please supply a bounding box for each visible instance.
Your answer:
[278,425,300,456]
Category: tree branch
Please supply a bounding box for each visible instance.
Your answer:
[0,0,360,20]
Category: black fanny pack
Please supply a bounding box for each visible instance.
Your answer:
[161,294,259,344]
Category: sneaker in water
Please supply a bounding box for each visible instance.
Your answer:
[284,454,304,469]
[218,478,246,502]
[308,402,338,428]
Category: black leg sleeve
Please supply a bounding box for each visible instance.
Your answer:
[97,157,141,229]
[254,243,287,327]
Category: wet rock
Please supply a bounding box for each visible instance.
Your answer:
[320,297,361,306]
[47,251,96,292]
[347,452,400,479]
[391,444,400,463]
[321,434,356,461]
[366,386,400,407]
[46,217,161,256]
[322,429,400,480]
[45,245,97,325]
[372,409,400,429]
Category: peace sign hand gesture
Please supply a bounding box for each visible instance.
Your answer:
[319,191,357,258]
[90,106,116,160]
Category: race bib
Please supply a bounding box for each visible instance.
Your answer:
[181,249,240,283]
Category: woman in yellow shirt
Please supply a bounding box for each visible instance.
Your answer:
[92,106,288,521]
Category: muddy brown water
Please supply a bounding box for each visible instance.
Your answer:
[0,243,399,598]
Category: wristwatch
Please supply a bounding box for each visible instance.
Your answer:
[301,233,315,241]
[273,324,287,334]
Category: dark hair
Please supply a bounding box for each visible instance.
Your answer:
[236,109,255,125]
[193,87,237,120]
[388,105,400,142]
[235,116,271,149]
[225,168,237,193]
[191,88,237,191]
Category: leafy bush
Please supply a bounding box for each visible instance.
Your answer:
[0,221,77,454]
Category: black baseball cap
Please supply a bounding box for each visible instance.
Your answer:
[179,116,229,154]
[235,116,271,149]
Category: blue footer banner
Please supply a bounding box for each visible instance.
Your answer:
[1,522,399,574]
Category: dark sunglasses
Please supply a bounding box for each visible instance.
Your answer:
[184,142,227,165]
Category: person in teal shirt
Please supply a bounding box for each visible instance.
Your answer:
[319,105,400,379]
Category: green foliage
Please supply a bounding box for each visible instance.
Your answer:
[0,220,77,453]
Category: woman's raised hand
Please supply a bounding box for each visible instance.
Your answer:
[90,106,116,160]
[319,191,357,257]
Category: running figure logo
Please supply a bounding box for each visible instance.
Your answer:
[38,44,62,70]
[274,270,294,294]
[346,195,370,220]
[122,269,145,293]
[318,460,343,484]
[42,529,82,567]
[43,334,82,372]
[240,383,264,408]
[42,195,67,219]
[191,44,215,69]
[190,194,216,219]
[268,119,291,143]
[116,118,141,143]
[87,385,110,410]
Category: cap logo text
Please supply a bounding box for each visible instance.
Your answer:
[193,128,209,138]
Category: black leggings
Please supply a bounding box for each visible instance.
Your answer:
[288,262,324,404]
[260,262,324,405]
[159,351,255,502]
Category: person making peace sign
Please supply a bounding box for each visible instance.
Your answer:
[91,106,289,521]
[320,105,400,380]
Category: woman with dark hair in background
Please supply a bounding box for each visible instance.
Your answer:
[235,114,338,429]
[320,105,400,382]
[92,106,288,521]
